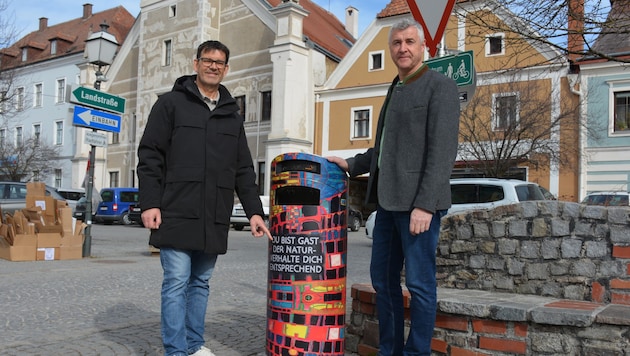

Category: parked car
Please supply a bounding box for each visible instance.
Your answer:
[231,196,270,231]
[0,181,66,216]
[73,196,95,221]
[348,206,363,232]
[95,187,139,225]
[366,178,546,239]
[128,204,143,226]
[448,178,546,215]
[365,210,377,239]
[581,191,630,206]
[55,187,88,212]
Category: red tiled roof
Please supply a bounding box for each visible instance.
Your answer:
[267,0,355,60]
[377,0,411,18]
[0,5,135,70]
[377,0,472,18]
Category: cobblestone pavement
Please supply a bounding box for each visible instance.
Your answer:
[0,224,371,355]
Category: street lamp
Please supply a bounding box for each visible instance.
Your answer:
[82,22,119,257]
[85,22,118,89]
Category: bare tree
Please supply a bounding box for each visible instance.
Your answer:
[0,0,26,127]
[457,72,601,179]
[0,135,62,182]
[457,0,627,64]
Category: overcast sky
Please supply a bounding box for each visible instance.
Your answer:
[6,0,386,39]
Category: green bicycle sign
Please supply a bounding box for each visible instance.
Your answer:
[425,50,474,87]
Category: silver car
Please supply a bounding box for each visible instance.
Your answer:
[0,181,66,216]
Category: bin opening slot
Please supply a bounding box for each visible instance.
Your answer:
[275,160,321,174]
[275,186,320,206]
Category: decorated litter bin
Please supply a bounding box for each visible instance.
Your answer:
[266,152,349,356]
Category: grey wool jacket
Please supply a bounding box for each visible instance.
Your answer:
[347,65,460,213]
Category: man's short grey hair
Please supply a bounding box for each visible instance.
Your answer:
[389,18,425,42]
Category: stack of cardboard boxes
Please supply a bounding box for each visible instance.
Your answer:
[0,182,86,261]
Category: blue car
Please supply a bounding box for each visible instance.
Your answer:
[95,187,139,225]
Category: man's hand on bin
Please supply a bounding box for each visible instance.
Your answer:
[250,215,272,240]
[326,156,349,172]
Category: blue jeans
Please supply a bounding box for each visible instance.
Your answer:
[160,248,218,356]
[370,206,446,356]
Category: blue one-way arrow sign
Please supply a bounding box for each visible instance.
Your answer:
[73,105,121,133]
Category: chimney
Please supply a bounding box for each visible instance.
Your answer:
[83,3,93,19]
[39,17,48,31]
[345,6,359,39]
[568,0,585,61]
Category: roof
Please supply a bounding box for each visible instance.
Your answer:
[377,0,474,18]
[0,4,135,70]
[267,0,355,60]
[591,0,630,55]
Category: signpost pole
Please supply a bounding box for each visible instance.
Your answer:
[83,135,96,257]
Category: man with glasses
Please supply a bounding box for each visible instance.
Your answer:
[138,40,271,356]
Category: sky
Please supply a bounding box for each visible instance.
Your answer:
[6,0,387,39]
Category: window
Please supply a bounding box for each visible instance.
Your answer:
[169,4,177,17]
[15,126,23,145]
[163,39,172,66]
[111,132,119,144]
[258,161,266,195]
[0,128,5,146]
[33,124,41,145]
[261,91,272,121]
[55,121,63,145]
[21,47,27,61]
[54,169,62,188]
[15,87,24,111]
[235,95,246,117]
[109,171,119,187]
[352,107,371,139]
[369,50,384,71]
[614,91,630,132]
[56,79,66,103]
[50,40,57,55]
[486,33,505,56]
[493,93,519,131]
[34,83,43,107]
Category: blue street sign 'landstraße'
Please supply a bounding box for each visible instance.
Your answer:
[73,105,121,133]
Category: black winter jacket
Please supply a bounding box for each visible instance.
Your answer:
[137,75,263,254]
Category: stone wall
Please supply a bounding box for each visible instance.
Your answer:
[346,201,630,355]
[438,201,630,303]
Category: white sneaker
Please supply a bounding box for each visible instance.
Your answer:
[190,346,216,356]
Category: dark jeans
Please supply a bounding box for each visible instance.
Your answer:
[370,206,446,355]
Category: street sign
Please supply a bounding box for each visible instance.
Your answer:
[70,85,126,114]
[405,0,457,57]
[425,50,474,86]
[73,105,121,133]
[84,131,108,147]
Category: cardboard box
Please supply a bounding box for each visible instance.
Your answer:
[58,207,73,235]
[37,247,60,261]
[37,232,62,248]
[26,195,56,217]
[0,234,37,261]
[27,182,46,196]
[59,245,83,260]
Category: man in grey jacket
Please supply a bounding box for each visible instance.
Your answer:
[328,19,459,355]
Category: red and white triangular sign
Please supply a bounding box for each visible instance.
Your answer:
[405,0,456,57]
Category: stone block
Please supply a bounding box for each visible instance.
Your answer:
[571,259,597,278]
[607,207,630,224]
[491,221,507,238]
[527,263,549,280]
[585,240,608,258]
[508,220,529,237]
[532,218,549,237]
[550,218,570,236]
[531,305,596,327]
[473,222,491,238]
[561,238,582,259]
[583,205,607,220]
[520,240,541,259]
[542,238,561,259]
[498,238,518,255]
[610,225,630,244]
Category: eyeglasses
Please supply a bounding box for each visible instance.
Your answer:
[197,57,227,68]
